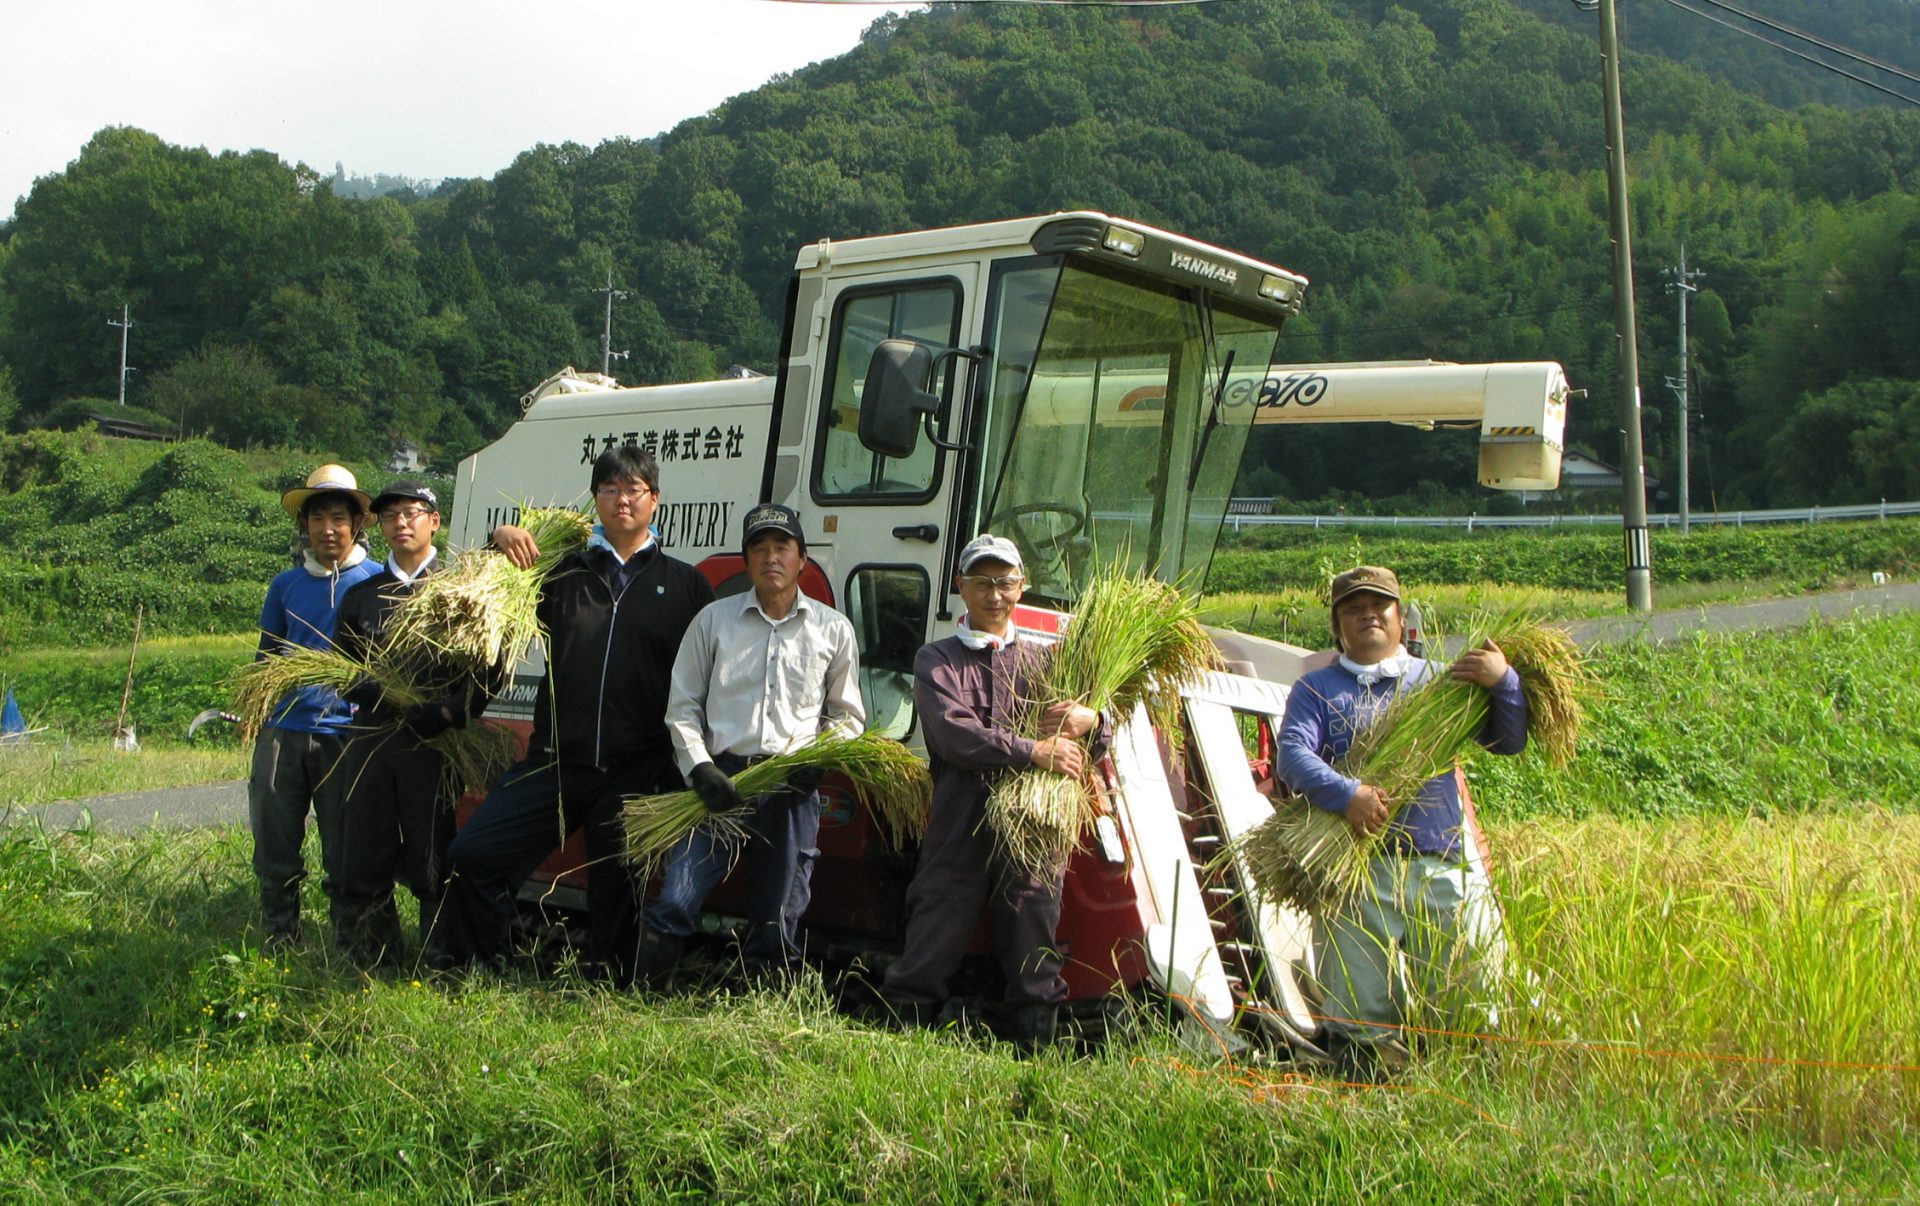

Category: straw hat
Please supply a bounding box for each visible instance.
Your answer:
[281,464,372,518]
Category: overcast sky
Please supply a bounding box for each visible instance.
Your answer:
[1,0,926,222]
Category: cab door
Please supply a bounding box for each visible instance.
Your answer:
[804,263,980,740]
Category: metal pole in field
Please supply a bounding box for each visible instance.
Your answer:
[1597,0,1653,610]
[108,303,134,406]
[596,271,629,379]
[1664,243,1703,535]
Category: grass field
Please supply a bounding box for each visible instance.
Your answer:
[3,614,1919,1198]
[0,818,1912,1202]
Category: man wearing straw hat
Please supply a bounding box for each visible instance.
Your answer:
[1277,565,1527,1077]
[635,502,865,984]
[878,533,1104,1048]
[435,445,714,984]
[250,464,380,947]
[332,480,498,967]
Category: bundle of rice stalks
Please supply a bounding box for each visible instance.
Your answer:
[228,646,421,739]
[621,731,931,874]
[384,506,593,669]
[232,643,517,799]
[987,566,1220,880]
[427,719,519,800]
[1236,613,1592,914]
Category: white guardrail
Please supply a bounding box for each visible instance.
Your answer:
[1222,499,1920,531]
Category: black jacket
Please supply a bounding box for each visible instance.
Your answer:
[530,543,714,772]
[336,558,501,733]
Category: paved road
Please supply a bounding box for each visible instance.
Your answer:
[6,779,248,836]
[1563,581,1920,647]
[15,582,1919,835]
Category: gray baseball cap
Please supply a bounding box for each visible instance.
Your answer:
[957,533,1023,573]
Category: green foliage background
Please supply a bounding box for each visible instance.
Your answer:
[0,430,447,652]
[1209,517,1920,592]
[0,1,1916,504]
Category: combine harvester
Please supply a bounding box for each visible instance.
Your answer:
[450,212,1568,1053]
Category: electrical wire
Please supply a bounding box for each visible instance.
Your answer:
[1648,0,1920,107]
[1670,0,1920,86]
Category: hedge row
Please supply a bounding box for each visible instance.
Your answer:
[1206,519,1920,595]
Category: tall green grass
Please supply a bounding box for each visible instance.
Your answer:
[3,634,253,741]
[0,741,248,807]
[1474,614,1920,820]
[1494,812,1920,1150]
[1,822,1912,1200]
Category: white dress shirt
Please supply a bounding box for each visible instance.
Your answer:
[665,590,866,777]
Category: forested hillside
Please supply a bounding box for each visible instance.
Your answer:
[1,0,1916,505]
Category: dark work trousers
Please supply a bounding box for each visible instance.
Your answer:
[333,727,453,965]
[881,782,1070,1009]
[248,726,351,941]
[643,756,822,968]
[434,755,674,981]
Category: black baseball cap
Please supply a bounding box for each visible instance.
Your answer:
[372,480,439,513]
[742,502,804,550]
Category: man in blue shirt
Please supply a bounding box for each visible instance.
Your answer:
[1276,565,1527,1076]
[251,464,379,947]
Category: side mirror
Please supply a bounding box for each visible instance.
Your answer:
[859,339,940,459]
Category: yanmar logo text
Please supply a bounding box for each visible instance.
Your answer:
[1169,251,1238,286]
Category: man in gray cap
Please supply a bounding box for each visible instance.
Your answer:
[1275,565,1527,1077]
[251,464,380,946]
[332,480,499,966]
[638,502,865,982]
[879,533,1105,1047]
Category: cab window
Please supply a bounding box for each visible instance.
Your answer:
[813,282,959,502]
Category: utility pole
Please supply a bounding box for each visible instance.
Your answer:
[596,271,630,379]
[1597,0,1653,611]
[107,303,134,406]
[1663,243,1703,534]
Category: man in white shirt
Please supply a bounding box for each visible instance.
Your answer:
[640,503,865,981]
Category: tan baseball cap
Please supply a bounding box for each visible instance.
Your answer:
[1329,565,1402,609]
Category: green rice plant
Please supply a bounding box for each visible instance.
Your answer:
[987,567,1220,879]
[622,731,931,873]
[1238,614,1592,913]
[383,505,592,669]
[1493,811,1920,1147]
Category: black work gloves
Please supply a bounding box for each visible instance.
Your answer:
[342,677,385,710]
[403,703,456,740]
[787,765,828,794]
[689,762,745,813]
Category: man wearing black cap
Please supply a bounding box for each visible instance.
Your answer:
[252,464,380,946]
[637,502,865,982]
[331,480,497,966]
[1276,565,1527,1076]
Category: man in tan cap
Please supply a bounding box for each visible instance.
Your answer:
[1276,565,1528,1078]
[250,464,378,947]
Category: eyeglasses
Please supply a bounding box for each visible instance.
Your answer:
[595,484,653,502]
[378,506,434,524]
[959,574,1025,592]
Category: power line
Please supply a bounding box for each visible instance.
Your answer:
[1650,0,1920,107]
[1672,0,1920,87]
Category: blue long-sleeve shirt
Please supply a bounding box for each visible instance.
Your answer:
[256,552,378,733]
[1276,657,1527,858]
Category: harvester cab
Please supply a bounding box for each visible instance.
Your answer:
[449,211,1567,1054]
